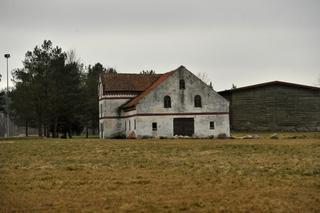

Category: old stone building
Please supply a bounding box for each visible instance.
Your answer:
[99,66,230,138]
[219,81,320,131]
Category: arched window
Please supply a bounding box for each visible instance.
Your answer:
[179,79,185,90]
[164,96,171,108]
[194,95,202,107]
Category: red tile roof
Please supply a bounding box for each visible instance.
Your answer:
[122,71,175,110]
[101,73,162,92]
[101,66,185,110]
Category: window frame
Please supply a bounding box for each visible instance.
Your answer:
[164,96,172,108]
[194,95,202,107]
[152,122,157,131]
[210,121,215,129]
[129,120,131,130]
[100,123,104,137]
[179,79,185,90]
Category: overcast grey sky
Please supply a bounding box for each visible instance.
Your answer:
[1,0,320,90]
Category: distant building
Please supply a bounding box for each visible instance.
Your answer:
[99,66,230,138]
[219,81,320,131]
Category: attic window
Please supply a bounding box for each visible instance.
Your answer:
[179,79,185,90]
[194,95,202,107]
[164,96,171,108]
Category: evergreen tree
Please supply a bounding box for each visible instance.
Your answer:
[10,40,116,138]
[0,90,4,113]
[11,40,85,138]
[10,68,36,136]
[83,63,111,137]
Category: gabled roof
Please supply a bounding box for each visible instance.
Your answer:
[122,71,175,110]
[219,81,320,95]
[101,73,162,92]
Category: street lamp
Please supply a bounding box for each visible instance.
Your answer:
[4,53,10,137]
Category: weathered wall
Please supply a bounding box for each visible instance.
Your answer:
[136,68,229,114]
[100,67,231,138]
[134,67,230,137]
[130,114,229,138]
[223,85,320,131]
[122,110,137,136]
[99,98,132,138]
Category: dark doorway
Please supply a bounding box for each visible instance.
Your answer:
[173,118,194,136]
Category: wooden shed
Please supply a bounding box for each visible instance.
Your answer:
[218,81,320,131]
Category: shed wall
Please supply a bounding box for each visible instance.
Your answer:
[227,85,320,131]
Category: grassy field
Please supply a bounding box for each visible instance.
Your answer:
[0,135,320,212]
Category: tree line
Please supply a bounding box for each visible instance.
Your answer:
[6,40,115,138]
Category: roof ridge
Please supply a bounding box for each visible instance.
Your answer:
[219,80,320,93]
[104,72,162,75]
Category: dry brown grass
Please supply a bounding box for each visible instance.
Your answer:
[0,136,320,212]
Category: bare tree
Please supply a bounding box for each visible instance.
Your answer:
[106,67,117,74]
[196,72,210,84]
[140,70,156,75]
[66,49,81,64]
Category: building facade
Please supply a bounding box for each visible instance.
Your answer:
[219,81,320,131]
[99,66,230,138]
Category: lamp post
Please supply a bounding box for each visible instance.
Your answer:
[4,54,10,137]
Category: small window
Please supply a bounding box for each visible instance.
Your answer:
[129,120,131,130]
[100,104,102,117]
[164,96,171,108]
[125,120,127,131]
[134,119,136,130]
[210,121,215,129]
[152,122,157,131]
[100,123,104,137]
[194,95,202,107]
[179,79,185,90]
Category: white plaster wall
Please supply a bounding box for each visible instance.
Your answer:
[136,68,229,114]
[134,67,230,137]
[99,67,230,138]
[99,98,132,138]
[99,99,130,117]
[100,119,121,138]
[134,114,230,138]
[123,110,137,136]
